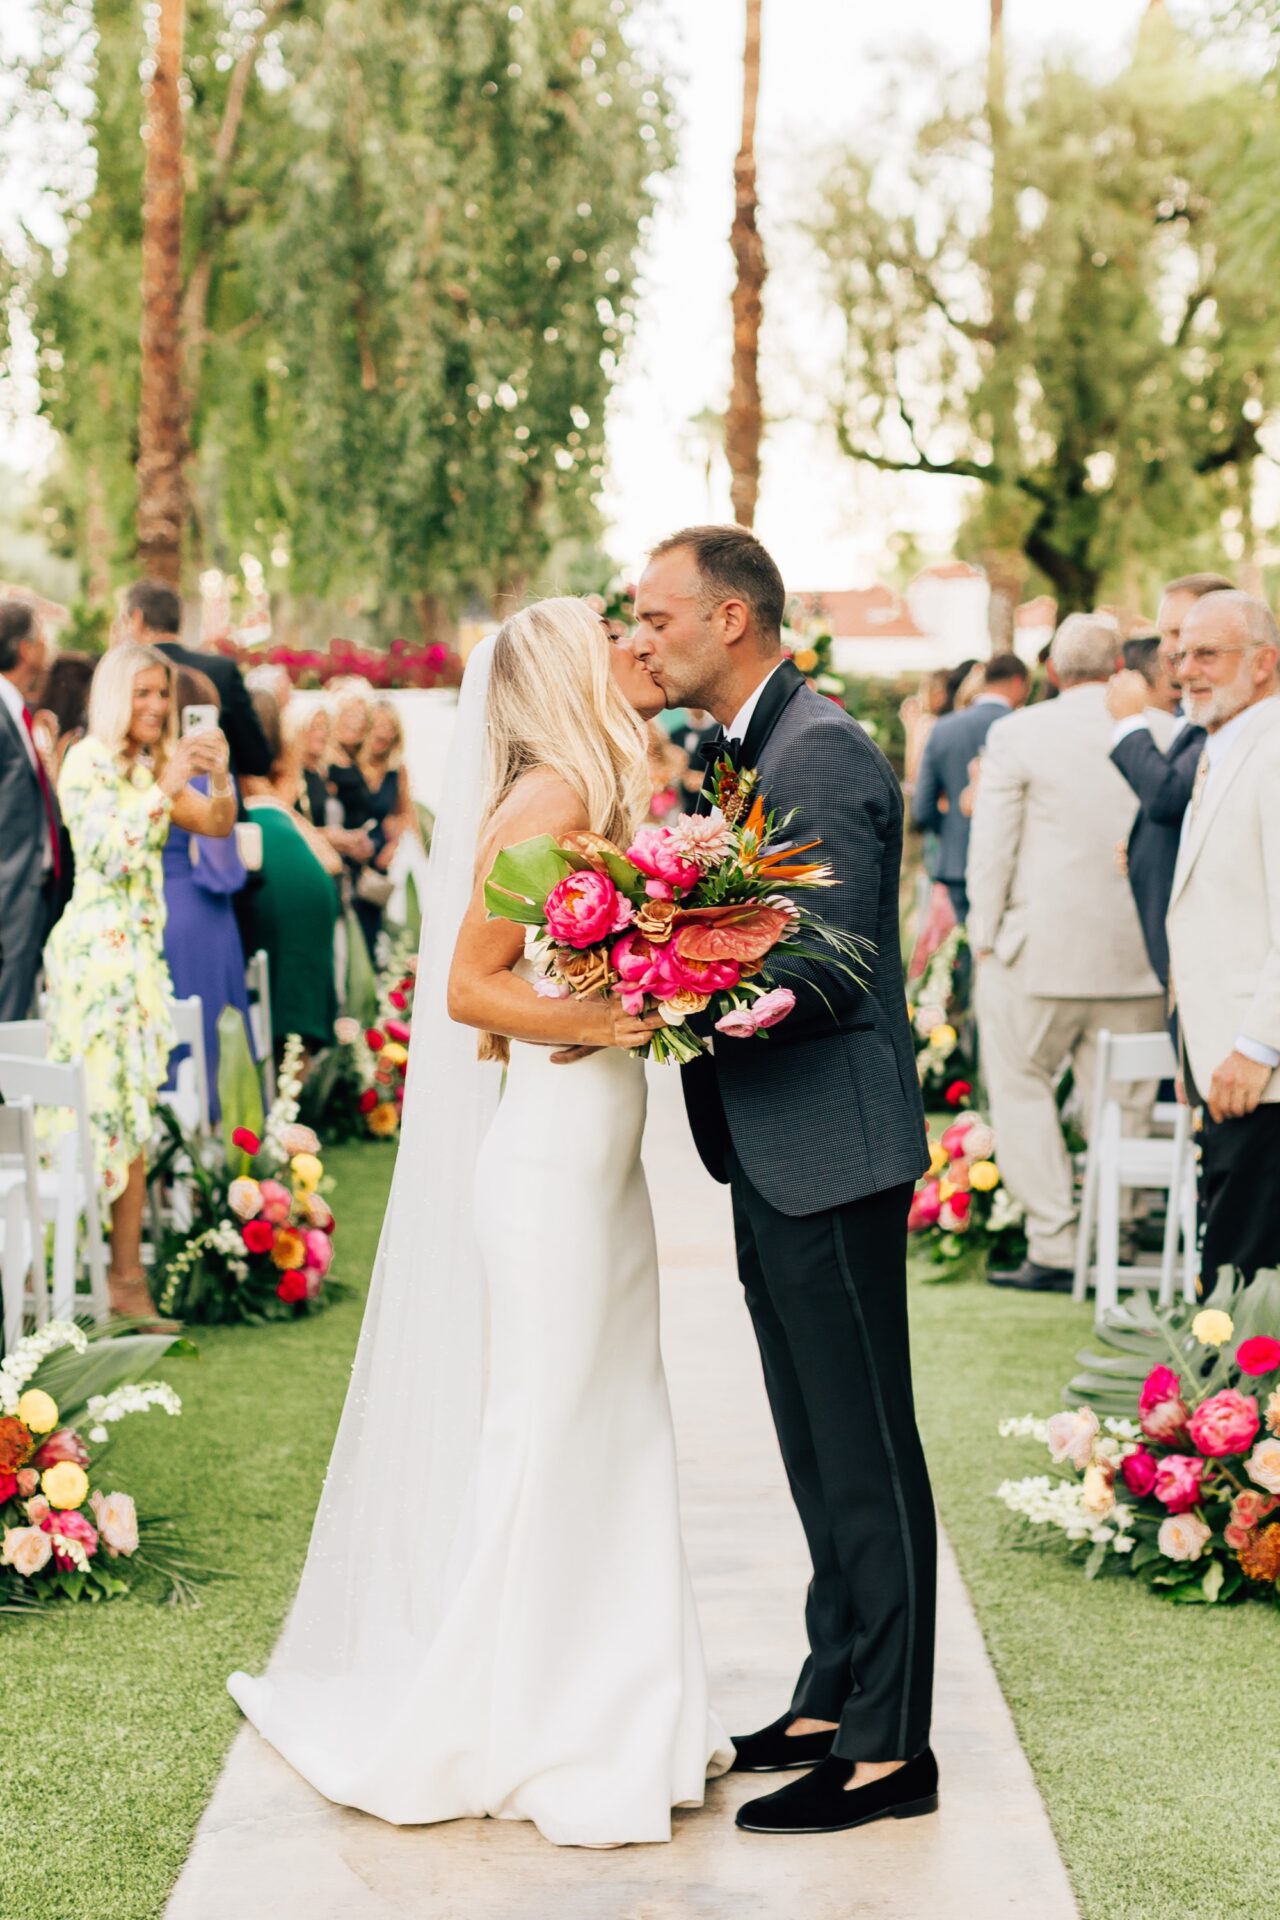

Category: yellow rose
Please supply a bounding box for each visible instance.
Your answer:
[379,1042,409,1068]
[969,1160,1001,1192]
[16,1390,58,1435]
[290,1152,324,1193]
[794,647,819,673]
[927,1143,949,1177]
[929,1024,958,1051]
[1192,1309,1234,1348]
[42,1461,89,1510]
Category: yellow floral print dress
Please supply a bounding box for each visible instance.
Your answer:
[44,737,176,1201]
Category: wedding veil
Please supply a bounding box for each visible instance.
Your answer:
[257,636,500,1692]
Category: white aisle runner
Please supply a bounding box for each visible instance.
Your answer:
[166,1066,1078,1920]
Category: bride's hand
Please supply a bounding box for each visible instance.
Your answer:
[553,1000,664,1064]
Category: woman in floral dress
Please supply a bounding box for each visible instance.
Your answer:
[44,644,235,1318]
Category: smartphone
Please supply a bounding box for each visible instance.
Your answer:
[182,703,219,736]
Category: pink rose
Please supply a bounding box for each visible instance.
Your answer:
[1121,1448,1158,1497]
[1046,1408,1099,1472]
[1225,1488,1280,1546]
[544,870,628,949]
[302,1230,333,1275]
[1139,1365,1181,1414]
[1141,1397,1190,1444]
[89,1489,138,1557]
[1154,1454,1204,1513]
[625,828,702,900]
[715,1005,759,1039]
[750,987,796,1031]
[1188,1388,1260,1458]
[32,1429,90,1472]
[909,1181,942,1230]
[257,1179,292,1225]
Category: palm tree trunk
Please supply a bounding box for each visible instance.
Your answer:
[725,0,766,530]
[137,0,188,585]
[983,0,1023,651]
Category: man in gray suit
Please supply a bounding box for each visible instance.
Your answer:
[911,652,1029,924]
[0,599,60,1020]
[630,527,936,1839]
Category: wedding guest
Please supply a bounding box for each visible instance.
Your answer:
[119,578,272,781]
[670,706,720,812]
[912,652,1029,927]
[44,644,233,1317]
[240,694,340,1058]
[326,678,387,956]
[1166,591,1280,1284]
[1106,572,1233,989]
[32,649,96,777]
[289,702,332,827]
[968,616,1168,1292]
[161,668,253,1124]
[899,670,950,795]
[0,599,59,1020]
[357,697,418,848]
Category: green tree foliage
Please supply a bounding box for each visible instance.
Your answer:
[809,17,1280,614]
[4,0,671,622]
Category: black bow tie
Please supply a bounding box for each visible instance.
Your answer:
[697,730,739,767]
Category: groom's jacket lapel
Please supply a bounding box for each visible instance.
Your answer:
[739,658,806,772]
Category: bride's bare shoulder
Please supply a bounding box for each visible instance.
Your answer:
[482,769,588,854]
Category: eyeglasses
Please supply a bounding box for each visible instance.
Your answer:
[1167,644,1249,672]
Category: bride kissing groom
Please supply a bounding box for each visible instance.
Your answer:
[229,524,938,1850]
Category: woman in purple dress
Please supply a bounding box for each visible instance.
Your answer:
[162,669,253,1122]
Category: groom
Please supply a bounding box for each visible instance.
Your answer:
[631,526,937,1835]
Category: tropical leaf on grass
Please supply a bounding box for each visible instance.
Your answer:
[1064,1269,1280,1416]
[217,1007,264,1164]
[33,1327,196,1425]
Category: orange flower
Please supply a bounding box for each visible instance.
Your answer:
[367,1101,400,1137]
[1237,1523,1280,1584]
[0,1417,34,1474]
[271,1227,307,1270]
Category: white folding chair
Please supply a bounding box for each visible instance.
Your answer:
[157,995,210,1138]
[0,1039,110,1324]
[245,949,276,1104]
[0,1097,48,1350]
[1073,1029,1197,1319]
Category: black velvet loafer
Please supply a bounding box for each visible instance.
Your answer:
[735,1748,939,1834]
[729,1712,836,1774]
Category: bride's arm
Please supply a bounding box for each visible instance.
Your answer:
[447,775,661,1051]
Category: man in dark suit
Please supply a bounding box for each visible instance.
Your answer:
[120,579,272,781]
[0,600,62,1019]
[911,651,1029,924]
[630,526,935,1838]
[1107,573,1233,988]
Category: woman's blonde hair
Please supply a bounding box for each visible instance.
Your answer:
[87,643,176,769]
[483,597,649,848]
[357,697,404,777]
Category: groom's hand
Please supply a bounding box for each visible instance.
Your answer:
[550,1045,603,1065]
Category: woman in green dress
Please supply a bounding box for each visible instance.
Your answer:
[45,643,234,1317]
[240,693,341,1056]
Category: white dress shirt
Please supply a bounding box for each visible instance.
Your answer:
[725,663,785,745]
[0,671,51,872]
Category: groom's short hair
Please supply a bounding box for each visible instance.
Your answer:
[651,525,786,643]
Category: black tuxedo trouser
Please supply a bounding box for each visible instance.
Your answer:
[727,1147,936,1762]
[1199,1106,1280,1288]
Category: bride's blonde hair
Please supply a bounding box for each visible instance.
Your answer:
[482,597,649,846]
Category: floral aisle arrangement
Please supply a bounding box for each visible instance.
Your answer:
[996,1271,1280,1606]
[908,927,975,1100]
[153,1035,338,1323]
[908,1105,1025,1274]
[484,758,869,1065]
[782,608,846,708]
[303,937,417,1142]
[0,1321,197,1606]
[244,636,464,692]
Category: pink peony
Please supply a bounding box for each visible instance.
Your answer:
[1236,1336,1280,1377]
[671,813,734,869]
[1141,1397,1190,1444]
[1188,1388,1260,1458]
[89,1489,139,1557]
[257,1179,293,1225]
[544,870,630,949]
[750,987,796,1031]
[32,1430,90,1472]
[302,1229,333,1276]
[625,828,702,900]
[1121,1448,1158,1497]
[1139,1365,1182,1414]
[909,1181,943,1231]
[715,1005,760,1039]
[1154,1454,1205,1513]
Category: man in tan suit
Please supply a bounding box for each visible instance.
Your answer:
[967,617,1169,1290]
[1166,590,1280,1285]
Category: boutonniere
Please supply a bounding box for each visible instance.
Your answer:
[708,752,759,828]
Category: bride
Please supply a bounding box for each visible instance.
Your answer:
[229,598,733,1847]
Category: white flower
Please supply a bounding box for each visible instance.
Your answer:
[0,1321,88,1415]
[1046,1407,1100,1472]
[998,1414,1050,1442]
[2,1525,52,1576]
[1158,1513,1211,1562]
[85,1381,182,1425]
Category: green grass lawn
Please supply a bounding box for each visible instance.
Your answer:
[910,1264,1278,1920]
[0,1141,396,1920]
[2,1143,1271,1920]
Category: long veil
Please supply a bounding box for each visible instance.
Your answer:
[233,637,500,1731]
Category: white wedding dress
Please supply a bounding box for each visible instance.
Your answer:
[229,639,731,1846]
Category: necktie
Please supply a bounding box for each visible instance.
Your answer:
[1188,748,1210,822]
[21,705,62,880]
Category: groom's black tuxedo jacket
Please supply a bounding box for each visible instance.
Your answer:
[682,661,929,1217]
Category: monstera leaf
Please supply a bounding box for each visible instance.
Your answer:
[483,835,575,923]
[675,902,791,964]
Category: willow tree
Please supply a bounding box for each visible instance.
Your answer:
[725,0,765,529]
[810,19,1280,615]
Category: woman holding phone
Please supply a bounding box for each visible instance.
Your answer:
[44,644,234,1318]
[161,667,254,1125]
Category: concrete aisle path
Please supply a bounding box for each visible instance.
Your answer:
[167,1067,1078,1920]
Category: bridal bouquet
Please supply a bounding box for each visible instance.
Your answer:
[996,1270,1280,1606]
[1,1321,198,1607]
[484,759,869,1063]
